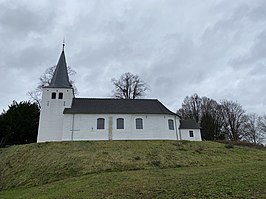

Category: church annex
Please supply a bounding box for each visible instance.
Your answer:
[37,47,201,142]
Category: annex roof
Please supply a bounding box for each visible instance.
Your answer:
[179,120,201,129]
[64,98,179,116]
[47,48,72,88]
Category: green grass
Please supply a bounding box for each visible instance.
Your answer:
[0,141,266,198]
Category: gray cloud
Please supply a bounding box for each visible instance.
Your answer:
[0,0,266,115]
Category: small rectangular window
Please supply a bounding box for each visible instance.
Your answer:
[189,131,194,137]
[51,92,56,99]
[59,92,63,99]
[168,119,174,130]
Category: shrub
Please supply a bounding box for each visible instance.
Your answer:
[216,140,265,150]
[195,146,204,153]
[150,160,161,167]
[225,143,234,149]
[134,156,141,161]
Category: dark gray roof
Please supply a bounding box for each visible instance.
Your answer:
[64,98,179,116]
[179,120,201,129]
[47,50,72,88]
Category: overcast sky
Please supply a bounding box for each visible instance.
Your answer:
[0,0,266,115]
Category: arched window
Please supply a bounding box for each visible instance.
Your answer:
[97,118,105,129]
[59,92,63,99]
[51,92,56,99]
[136,118,143,129]
[117,118,124,129]
[168,119,174,130]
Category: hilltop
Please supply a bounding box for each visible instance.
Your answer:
[0,141,266,198]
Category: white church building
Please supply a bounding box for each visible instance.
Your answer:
[37,47,201,142]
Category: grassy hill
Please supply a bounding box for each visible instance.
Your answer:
[0,140,266,198]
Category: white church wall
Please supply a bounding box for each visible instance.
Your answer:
[37,88,74,142]
[62,114,109,141]
[62,114,180,141]
[180,129,202,141]
[112,114,179,140]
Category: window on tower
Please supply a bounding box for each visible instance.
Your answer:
[51,92,56,99]
[59,92,63,99]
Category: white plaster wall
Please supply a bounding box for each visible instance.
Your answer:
[37,88,74,142]
[62,114,180,141]
[62,114,109,141]
[180,129,202,141]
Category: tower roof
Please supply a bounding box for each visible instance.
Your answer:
[47,47,72,88]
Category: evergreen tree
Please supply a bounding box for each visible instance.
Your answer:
[0,101,39,147]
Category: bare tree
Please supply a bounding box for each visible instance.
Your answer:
[28,65,77,107]
[178,93,202,122]
[242,114,266,144]
[242,114,260,144]
[111,72,149,99]
[257,115,266,144]
[178,94,224,140]
[258,115,266,132]
[178,94,265,143]
[220,100,246,141]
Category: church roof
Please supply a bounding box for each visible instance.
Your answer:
[179,120,201,129]
[47,48,72,88]
[64,98,179,116]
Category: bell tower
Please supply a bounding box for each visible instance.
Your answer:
[37,45,74,142]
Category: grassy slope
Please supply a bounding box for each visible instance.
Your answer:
[0,141,266,198]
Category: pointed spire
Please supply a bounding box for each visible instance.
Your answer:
[48,45,72,88]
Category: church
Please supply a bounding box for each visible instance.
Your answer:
[37,47,202,142]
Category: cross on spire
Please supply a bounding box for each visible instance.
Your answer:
[62,39,65,51]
